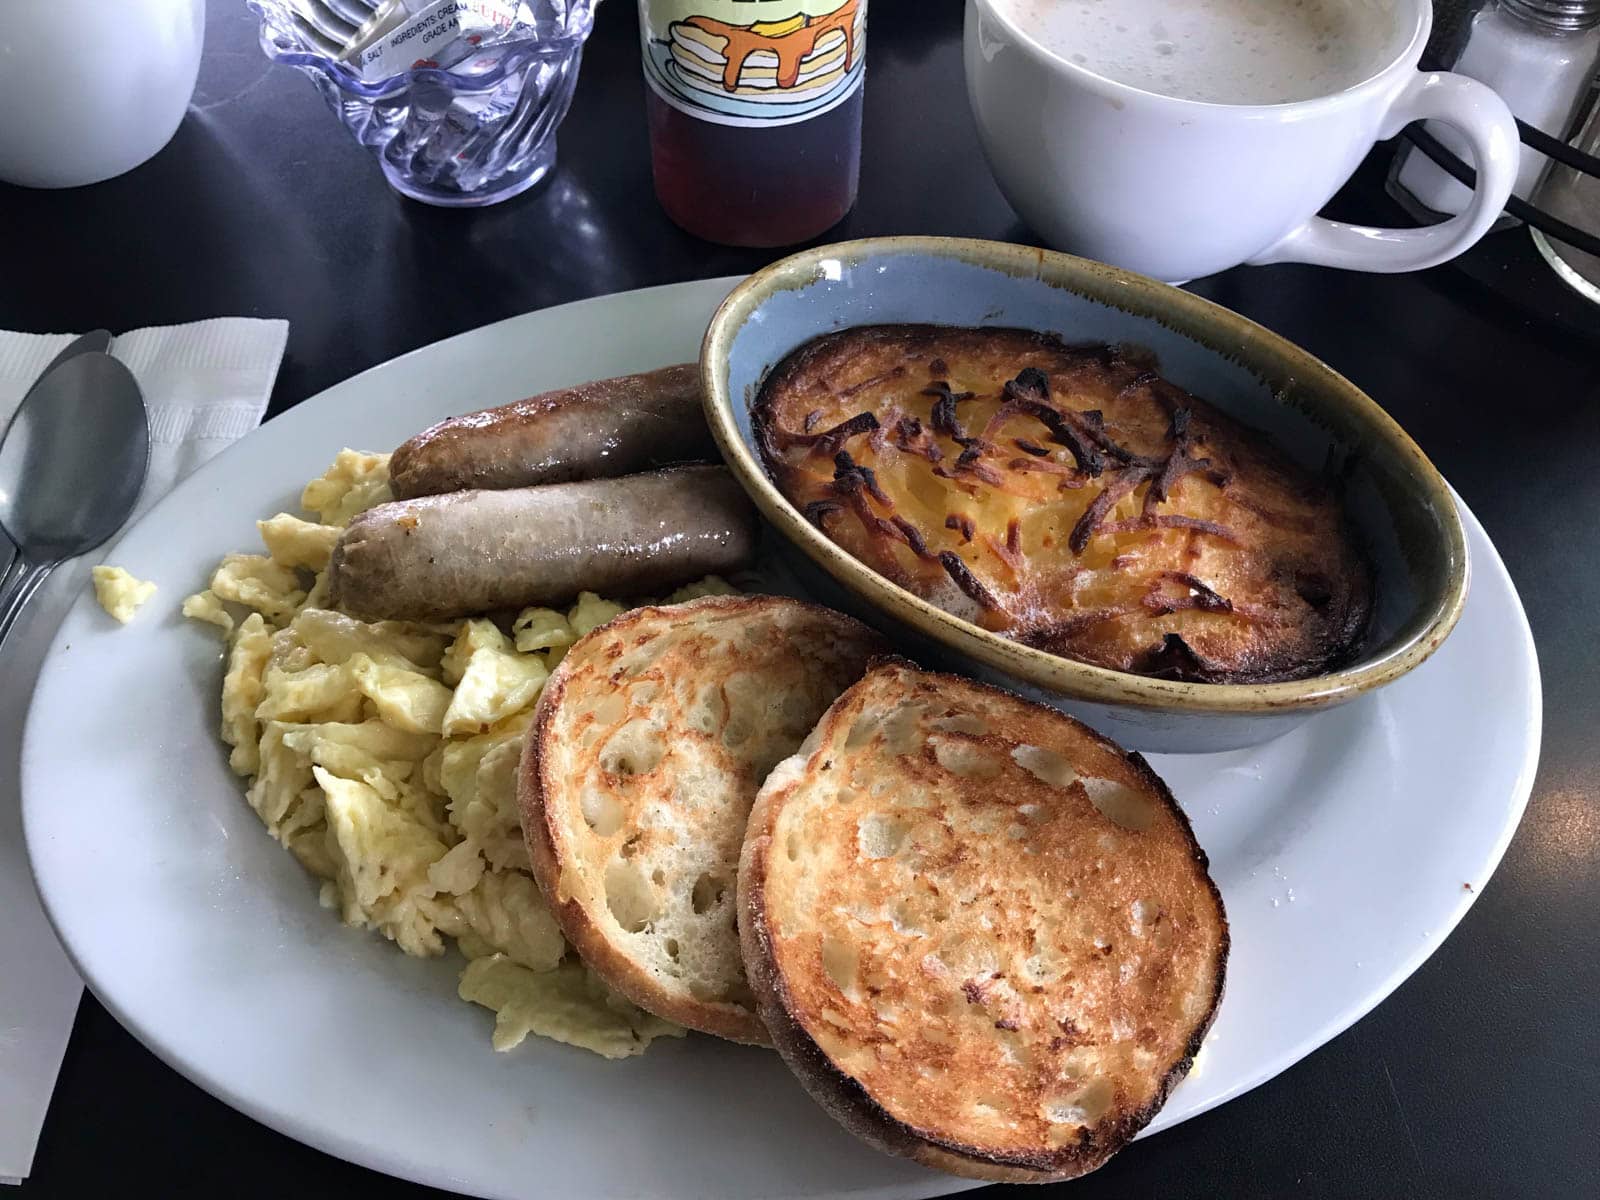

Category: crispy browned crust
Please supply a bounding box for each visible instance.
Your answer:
[523,595,886,1046]
[754,325,1373,684]
[738,660,1228,1182]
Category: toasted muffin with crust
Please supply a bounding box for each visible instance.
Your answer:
[739,660,1227,1181]
[755,324,1372,683]
[521,594,884,1045]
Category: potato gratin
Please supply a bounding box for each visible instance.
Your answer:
[756,326,1372,684]
[186,448,735,1057]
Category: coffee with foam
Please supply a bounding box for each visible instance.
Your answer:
[995,0,1399,106]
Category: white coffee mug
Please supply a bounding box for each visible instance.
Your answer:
[964,0,1519,282]
[0,0,206,189]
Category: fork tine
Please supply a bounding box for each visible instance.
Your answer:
[323,0,381,23]
[340,1,411,62]
[288,0,360,41]
[288,11,349,56]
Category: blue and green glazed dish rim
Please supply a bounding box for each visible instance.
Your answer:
[701,236,1469,717]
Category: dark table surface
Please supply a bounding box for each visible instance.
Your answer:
[8,3,1599,1198]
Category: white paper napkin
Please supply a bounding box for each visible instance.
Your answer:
[0,319,289,1185]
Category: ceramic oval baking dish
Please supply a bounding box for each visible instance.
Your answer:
[700,237,1468,753]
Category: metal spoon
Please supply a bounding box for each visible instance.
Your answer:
[0,330,115,583]
[0,352,150,647]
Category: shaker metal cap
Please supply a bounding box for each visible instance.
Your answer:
[1502,0,1600,31]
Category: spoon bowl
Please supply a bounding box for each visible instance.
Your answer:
[0,351,149,644]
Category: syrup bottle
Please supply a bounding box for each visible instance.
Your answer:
[637,0,869,247]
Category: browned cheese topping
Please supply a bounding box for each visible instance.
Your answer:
[755,326,1372,683]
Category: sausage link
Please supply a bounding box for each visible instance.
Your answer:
[328,466,757,622]
[389,364,713,499]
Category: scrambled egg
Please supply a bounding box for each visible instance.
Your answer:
[92,565,157,623]
[186,447,735,1059]
[459,956,682,1056]
[181,589,233,633]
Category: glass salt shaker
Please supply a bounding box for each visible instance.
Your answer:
[1530,95,1600,301]
[1391,0,1600,219]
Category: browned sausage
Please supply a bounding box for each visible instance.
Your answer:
[327,466,757,622]
[388,364,714,500]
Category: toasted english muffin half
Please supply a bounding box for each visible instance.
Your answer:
[739,660,1227,1180]
[522,595,884,1045]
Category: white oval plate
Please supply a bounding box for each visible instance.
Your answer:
[22,279,1540,1200]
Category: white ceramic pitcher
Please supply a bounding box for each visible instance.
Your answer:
[0,0,206,189]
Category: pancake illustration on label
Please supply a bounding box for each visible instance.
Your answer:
[640,0,869,126]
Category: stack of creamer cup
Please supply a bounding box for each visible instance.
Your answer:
[252,0,598,206]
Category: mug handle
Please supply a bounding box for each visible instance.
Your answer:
[1249,72,1519,273]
